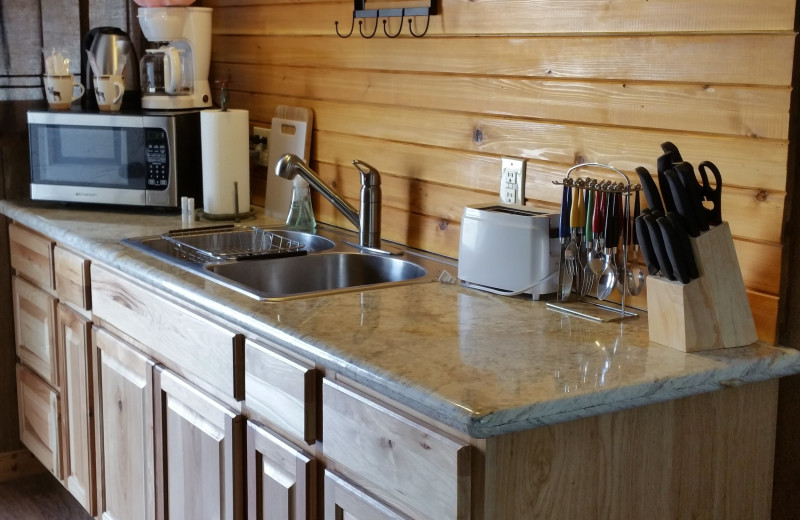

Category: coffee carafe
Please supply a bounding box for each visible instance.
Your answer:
[81,27,140,111]
[137,7,212,109]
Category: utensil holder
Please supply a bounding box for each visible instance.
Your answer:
[646,222,757,352]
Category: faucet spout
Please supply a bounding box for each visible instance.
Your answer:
[275,154,382,249]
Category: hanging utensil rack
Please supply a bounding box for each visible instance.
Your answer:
[335,0,437,38]
[547,163,640,322]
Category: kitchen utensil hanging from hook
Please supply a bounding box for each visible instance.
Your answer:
[335,0,437,38]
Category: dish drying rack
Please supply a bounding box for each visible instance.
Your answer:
[162,225,306,264]
[546,163,641,322]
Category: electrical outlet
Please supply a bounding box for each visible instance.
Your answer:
[253,126,270,167]
[500,157,526,205]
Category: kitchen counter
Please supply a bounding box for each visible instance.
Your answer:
[3,199,799,439]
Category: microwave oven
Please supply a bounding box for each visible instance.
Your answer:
[27,110,202,208]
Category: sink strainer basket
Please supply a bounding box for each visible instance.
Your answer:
[162,226,305,263]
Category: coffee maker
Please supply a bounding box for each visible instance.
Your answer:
[137,7,213,110]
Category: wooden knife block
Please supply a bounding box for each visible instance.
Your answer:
[646,222,758,352]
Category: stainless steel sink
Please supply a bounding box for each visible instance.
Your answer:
[122,224,454,300]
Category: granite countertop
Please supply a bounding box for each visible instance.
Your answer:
[3,199,800,438]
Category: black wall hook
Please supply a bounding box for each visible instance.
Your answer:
[335,0,437,38]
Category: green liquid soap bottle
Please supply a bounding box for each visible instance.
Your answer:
[286,176,316,230]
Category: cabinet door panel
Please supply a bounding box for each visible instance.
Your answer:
[246,421,316,520]
[95,327,156,520]
[16,363,62,479]
[155,367,243,520]
[324,471,409,520]
[59,304,95,515]
[13,275,59,387]
[9,222,55,290]
[55,245,91,311]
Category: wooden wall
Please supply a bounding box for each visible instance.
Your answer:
[205,0,796,344]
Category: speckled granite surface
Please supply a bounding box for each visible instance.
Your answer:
[3,199,799,438]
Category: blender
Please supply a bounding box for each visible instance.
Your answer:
[138,6,213,109]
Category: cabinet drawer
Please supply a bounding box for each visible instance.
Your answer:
[16,363,62,480]
[324,470,410,520]
[55,246,91,311]
[91,264,244,402]
[245,340,317,444]
[13,276,60,388]
[322,380,471,520]
[9,222,55,290]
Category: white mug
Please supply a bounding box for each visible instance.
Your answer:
[94,75,125,111]
[44,75,84,110]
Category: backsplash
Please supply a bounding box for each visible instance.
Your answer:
[205,0,795,343]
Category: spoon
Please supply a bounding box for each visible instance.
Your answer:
[597,189,619,300]
[627,190,646,296]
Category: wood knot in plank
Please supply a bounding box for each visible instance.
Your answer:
[438,219,448,231]
[473,128,484,144]
[756,190,768,202]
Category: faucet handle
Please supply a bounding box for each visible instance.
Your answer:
[352,160,381,186]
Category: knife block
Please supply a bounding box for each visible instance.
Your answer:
[646,222,757,352]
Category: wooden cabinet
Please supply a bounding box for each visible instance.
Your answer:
[13,275,59,387]
[245,420,316,520]
[94,326,156,520]
[15,363,62,479]
[9,222,54,291]
[58,303,95,514]
[323,471,409,520]
[154,366,244,520]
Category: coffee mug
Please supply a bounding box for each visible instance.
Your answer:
[94,75,125,111]
[44,75,84,110]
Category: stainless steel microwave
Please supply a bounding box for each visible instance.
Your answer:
[27,110,202,207]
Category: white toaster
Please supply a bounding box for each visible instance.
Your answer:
[457,203,560,299]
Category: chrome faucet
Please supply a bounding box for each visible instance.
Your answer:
[275,154,382,249]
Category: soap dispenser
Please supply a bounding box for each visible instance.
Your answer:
[286,176,316,229]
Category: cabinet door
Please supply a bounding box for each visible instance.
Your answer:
[13,275,59,387]
[16,363,62,480]
[59,304,96,515]
[95,327,156,520]
[154,367,243,520]
[246,421,316,520]
[324,471,409,520]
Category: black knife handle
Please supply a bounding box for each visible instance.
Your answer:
[664,170,701,237]
[559,183,571,240]
[656,153,677,213]
[657,216,690,284]
[635,166,664,214]
[674,161,710,233]
[643,213,674,280]
[634,215,659,275]
[666,212,699,280]
[660,141,684,162]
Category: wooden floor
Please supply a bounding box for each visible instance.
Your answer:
[0,473,92,520]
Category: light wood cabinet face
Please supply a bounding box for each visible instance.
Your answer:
[13,275,59,387]
[58,304,96,515]
[54,245,91,311]
[246,421,316,520]
[9,222,55,290]
[16,363,62,480]
[155,367,243,520]
[95,327,156,520]
[323,471,409,520]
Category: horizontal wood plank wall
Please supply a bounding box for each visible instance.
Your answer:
[205,0,796,344]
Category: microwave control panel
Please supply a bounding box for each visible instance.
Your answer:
[145,128,169,190]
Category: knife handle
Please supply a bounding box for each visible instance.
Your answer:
[656,153,677,213]
[643,213,675,280]
[666,212,699,280]
[559,184,571,240]
[584,189,594,242]
[634,215,659,275]
[664,170,701,237]
[673,161,710,233]
[570,186,585,229]
[635,166,664,214]
[593,190,605,235]
[660,141,684,162]
[657,216,690,284]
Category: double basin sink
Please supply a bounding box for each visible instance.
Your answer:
[122,224,455,300]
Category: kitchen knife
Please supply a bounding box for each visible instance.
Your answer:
[643,212,675,280]
[634,213,660,275]
[656,215,691,284]
[666,211,699,280]
[673,161,710,233]
[559,184,573,298]
[656,153,677,213]
[660,141,684,162]
[663,169,700,237]
[635,166,664,213]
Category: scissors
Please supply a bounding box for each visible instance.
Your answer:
[695,160,723,225]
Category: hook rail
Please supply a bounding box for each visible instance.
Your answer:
[335,0,437,38]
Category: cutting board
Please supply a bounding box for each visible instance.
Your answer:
[264,106,313,218]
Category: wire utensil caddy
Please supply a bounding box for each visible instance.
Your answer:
[546,163,640,322]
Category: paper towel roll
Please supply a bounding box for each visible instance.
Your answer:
[201,109,250,216]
